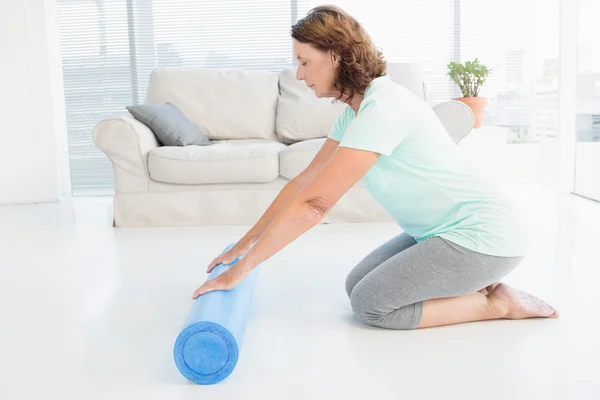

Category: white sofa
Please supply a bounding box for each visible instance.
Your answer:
[93,63,475,227]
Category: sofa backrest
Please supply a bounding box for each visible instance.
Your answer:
[144,62,425,144]
[275,67,347,144]
[145,67,280,141]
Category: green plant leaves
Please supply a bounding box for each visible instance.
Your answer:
[447,58,491,97]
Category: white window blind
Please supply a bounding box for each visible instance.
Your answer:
[58,0,558,194]
[461,0,531,131]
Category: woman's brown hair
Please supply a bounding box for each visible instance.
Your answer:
[291,5,387,103]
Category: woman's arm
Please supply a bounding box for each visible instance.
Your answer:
[243,146,379,266]
[205,139,341,272]
[242,138,340,241]
[192,145,380,297]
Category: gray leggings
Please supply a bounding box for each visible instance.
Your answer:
[345,233,524,330]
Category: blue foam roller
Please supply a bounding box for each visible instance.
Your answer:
[174,243,260,384]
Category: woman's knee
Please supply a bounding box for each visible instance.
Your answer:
[349,284,419,330]
[345,257,385,298]
[345,269,361,298]
[349,287,376,324]
[344,234,417,299]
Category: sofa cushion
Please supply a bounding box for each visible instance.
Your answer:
[279,138,365,187]
[276,63,426,144]
[276,67,346,144]
[125,103,211,146]
[145,67,279,141]
[279,138,326,180]
[148,139,287,185]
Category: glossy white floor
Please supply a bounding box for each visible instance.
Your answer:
[1,184,598,400]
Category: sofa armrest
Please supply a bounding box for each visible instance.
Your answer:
[93,116,160,193]
[429,100,475,144]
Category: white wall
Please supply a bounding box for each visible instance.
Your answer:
[0,0,68,205]
[574,143,600,200]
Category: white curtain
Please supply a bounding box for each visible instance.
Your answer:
[57,0,557,194]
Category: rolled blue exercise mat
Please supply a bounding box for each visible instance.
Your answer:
[174,243,260,384]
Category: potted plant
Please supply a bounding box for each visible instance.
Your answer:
[447,58,491,128]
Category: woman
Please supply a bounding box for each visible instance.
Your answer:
[192,6,558,329]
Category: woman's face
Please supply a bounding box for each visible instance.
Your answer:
[293,39,339,99]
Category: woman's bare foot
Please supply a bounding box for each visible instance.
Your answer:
[485,282,559,319]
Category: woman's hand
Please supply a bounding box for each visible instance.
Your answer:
[206,236,256,273]
[192,259,254,299]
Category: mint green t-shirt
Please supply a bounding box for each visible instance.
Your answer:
[329,75,530,257]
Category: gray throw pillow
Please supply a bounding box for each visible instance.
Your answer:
[126,103,211,146]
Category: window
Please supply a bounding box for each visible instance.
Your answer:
[58,0,134,194]
[57,0,559,194]
[574,0,600,200]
